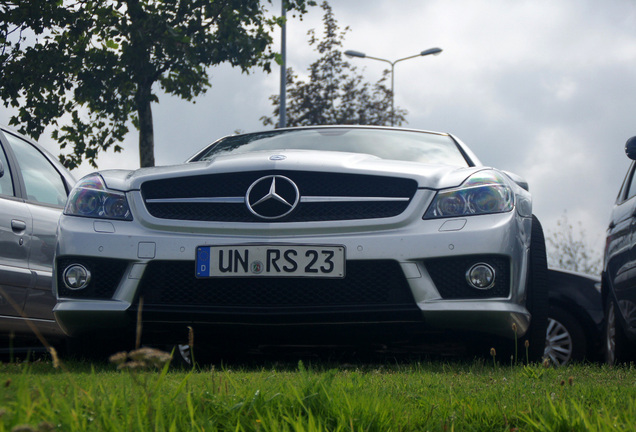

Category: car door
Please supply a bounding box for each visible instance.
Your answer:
[606,161,636,332]
[0,132,34,319]
[1,130,74,323]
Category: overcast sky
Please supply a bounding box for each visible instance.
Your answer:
[3,0,636,265]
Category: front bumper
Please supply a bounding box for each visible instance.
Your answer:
[54,211,532,342]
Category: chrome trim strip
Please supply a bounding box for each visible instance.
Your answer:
[146,196,410,204]
[146,197,245,204]
[300,196,410,203]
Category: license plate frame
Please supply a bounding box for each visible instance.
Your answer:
[195,244,346,278]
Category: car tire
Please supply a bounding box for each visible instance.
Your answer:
[545,306,586,366]
[524,215,549,362]
[604,297,635,365]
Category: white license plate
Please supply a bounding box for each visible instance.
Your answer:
[196,245,345,278]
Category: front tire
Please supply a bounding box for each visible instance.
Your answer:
[524,215,549,362]
[604,297,635,364]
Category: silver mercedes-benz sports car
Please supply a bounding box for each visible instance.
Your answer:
[53,126,548,358]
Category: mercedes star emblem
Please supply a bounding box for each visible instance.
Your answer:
[246,175,300,219]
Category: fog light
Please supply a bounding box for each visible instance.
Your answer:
[63,264,91,290]
[466,263,495,289]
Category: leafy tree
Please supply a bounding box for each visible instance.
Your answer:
[546,211,602,275]
[261,1,406,127]
[0,0,313,169]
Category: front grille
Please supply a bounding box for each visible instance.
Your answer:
[56,256,128,299]
[141,171,417,222]
[425,255,510,299]
[137,260,415,310]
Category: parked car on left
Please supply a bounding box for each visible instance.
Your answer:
[0,126,75,352]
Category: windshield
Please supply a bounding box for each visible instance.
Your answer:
[192,128,471,167]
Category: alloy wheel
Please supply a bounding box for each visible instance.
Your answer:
[544,317,573,366]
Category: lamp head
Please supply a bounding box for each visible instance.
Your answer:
[420,47,443,56]
[344,50,366,58]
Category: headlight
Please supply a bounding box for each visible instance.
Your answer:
[65,174,133,221]
[424,171,514,219]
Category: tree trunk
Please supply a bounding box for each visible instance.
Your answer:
[137,83,155,168]
[127,0,155,168]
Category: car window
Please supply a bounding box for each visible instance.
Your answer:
[4,133,68,206]
[0,142,15,197]
[624,164,636,202]
[194,128,470,167]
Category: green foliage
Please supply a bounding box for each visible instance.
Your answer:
[262,1,406,128]
[0,0,314,169]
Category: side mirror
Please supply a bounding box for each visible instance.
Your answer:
[626,137,636,160]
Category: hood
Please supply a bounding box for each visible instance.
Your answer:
[96,149,488,192]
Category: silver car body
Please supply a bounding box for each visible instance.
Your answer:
[0,126,74,340]
[53,126,535,347]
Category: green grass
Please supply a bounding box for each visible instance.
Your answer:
[1,355,635,431]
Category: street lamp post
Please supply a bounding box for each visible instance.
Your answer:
[344,47,442,126]
[280,1,287,128]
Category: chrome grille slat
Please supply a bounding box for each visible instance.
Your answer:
[146,196,410,204]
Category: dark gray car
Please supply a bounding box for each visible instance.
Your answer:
[545,269,603,365]
[0,126,75,349]
[602,136,636,364]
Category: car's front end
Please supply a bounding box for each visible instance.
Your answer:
[53,127,537,352]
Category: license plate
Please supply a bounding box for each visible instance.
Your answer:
[196,245,345,278]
